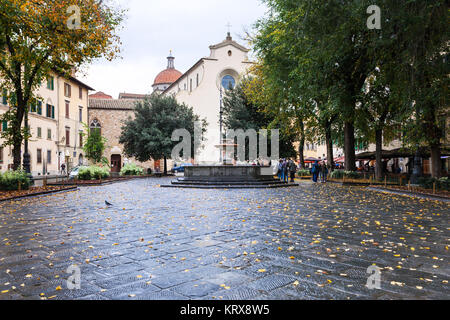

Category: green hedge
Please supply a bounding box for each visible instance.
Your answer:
[120,163,144,176]
[0,170,31,191]
[78,166,110,181]
[297,169,311,177]
[418,177,450,191]
[330,170,361,180]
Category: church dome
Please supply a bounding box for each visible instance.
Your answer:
[153,68,182,85]
[152,51,182,91]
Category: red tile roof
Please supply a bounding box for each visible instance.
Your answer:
[89,91,113,99]
[153,68,182,85]
[119,93,150,100]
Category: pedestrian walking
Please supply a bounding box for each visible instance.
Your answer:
[322,163,329,183]
[278,159,283,180]
[318,162,324,183]
[282,159,288,183]
[61,163,66,175]
[311,161,319,183]
[289,159,297,183]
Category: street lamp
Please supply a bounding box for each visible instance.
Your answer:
[22,106,31,175]
[410,144,422,184]
[219,85,223,164]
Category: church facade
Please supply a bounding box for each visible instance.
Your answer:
[88,33,253,170]
[163,33,253,163]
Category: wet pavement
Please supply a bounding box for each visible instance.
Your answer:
[0,178,448,300]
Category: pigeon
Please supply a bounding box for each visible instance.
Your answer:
[105,200,113,206]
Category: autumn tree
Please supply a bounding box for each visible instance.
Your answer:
[0,0,124,170]
[119,94,207,175]
[222,79,297,160]
[244,62,305,166]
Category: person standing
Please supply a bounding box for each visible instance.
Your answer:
[289,159,297,183]
[282,159,288,183]
[318,162,324,183]
[312,161,319,183]
[61,163,66,176]
[278,159,283,180]
[322,163,329,183]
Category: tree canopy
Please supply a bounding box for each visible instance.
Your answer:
[119,94,207,174]
[0,0,124,169]
[222,79,297,160]
[251,0,449,177]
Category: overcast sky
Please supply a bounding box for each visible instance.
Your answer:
[79,0,268,98]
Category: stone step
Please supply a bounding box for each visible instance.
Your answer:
[161,183,299,189]
[172,180,287,186]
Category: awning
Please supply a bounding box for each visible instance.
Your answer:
[334,156,345,163]
[304,157,320,163]
[356,147,450,160]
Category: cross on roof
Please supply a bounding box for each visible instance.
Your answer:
[226,22,232,33]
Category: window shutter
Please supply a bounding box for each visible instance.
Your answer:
[52,106,55,119]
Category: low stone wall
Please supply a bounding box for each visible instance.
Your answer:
[184,166,273,180]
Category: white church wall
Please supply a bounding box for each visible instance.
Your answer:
[166,40,252,164]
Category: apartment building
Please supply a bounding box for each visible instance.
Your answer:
[0,73,93,176]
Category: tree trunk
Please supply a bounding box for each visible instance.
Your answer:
[163,156,168,176]
[12,117,24,171]
[12,140,22,171]
[430,144,442,178]
[344,122,356,171]
[375,128,383,181]
[11,99,26,171]
[298,121,305,169]
[325,121,334,171]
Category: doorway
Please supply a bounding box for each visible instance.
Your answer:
[111,155,122,173]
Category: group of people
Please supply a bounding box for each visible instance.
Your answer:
[311,160,329,183]
[277,159,297,183]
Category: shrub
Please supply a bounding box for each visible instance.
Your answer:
[0,170,31,191]
[120,163,144,176]
[78,166,110,181]
[418,176,450,191]
[344,171,361,179]
[330,170,345,179]
[438,177,450,191]
[330,170,362,180]
[297,169,311,177]
[418,177,436,189]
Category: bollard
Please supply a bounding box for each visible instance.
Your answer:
[433,182,436,194]
[43,177,47,189]
[399,177,402,186]
[384,176,387,187]
[408,180,411,191]
[18,181,21,192]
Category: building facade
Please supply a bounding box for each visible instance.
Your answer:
[0,73,93,176]
[163,33,253,163]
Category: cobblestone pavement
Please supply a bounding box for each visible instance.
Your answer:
[0,178,448,300]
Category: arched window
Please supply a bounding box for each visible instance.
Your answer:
[221,75,236,90]
[90,119,101,135]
